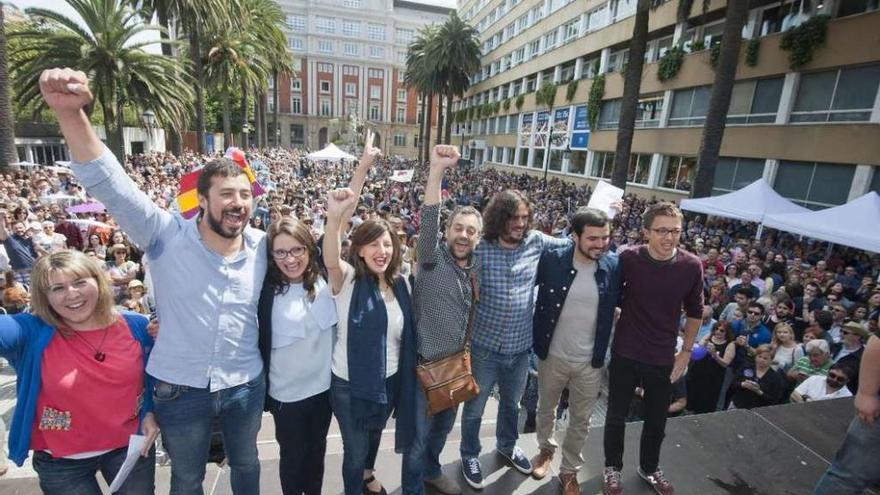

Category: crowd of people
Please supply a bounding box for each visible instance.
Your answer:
[0,67,878,495]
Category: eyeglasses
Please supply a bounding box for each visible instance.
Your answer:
[747,310,762,316]
[271,246,307,260]
[650,228,682,238]
[827,372,848,384]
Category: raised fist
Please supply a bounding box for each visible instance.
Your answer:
[39,68,94,113]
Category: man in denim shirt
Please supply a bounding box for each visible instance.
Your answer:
[40,68,266,494]
[459,190,570,489]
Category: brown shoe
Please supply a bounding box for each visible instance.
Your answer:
[560,472,580,495]
[530,448,554,479]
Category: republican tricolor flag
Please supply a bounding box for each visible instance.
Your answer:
[176,147,266,219]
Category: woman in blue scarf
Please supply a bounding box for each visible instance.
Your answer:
[323,186,417,495]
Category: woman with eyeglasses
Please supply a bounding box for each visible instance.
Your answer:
[257,217,337,495]
[0,250,157,494]
[790,362,854,403]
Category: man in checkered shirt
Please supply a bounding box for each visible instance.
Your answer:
[458,189,571,489]
[403,145,482,495]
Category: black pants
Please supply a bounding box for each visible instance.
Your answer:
[603,352,672,473]
[268,390,333,495]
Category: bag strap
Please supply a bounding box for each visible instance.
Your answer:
[463,270,479,349]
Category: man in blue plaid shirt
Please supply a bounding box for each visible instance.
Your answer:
[459,190,571,489]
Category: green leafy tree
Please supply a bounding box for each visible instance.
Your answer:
[0,3,17,166]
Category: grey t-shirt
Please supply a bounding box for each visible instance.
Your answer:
[549,258,599,362]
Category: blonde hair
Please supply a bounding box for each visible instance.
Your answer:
[772,323,795,346]
[30,250,117,334]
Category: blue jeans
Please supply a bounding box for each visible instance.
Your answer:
[812,416,880,494]
[32,446,155,495]
[460,344,530,458]
[152,373,265,495]
[401,387,458,494]
[330,374,397,495]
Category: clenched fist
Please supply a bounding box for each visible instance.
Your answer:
[39,68,94,113]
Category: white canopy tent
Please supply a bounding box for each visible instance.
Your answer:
[680,179,810,238]
[762,192,880,253]
[305,143,356,162]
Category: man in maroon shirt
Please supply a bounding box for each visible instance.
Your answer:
[602,203,703,495]
[53,211,83,251]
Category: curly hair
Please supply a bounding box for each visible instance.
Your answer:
[482,190,532,243]
[348,219,401,288]
[265,217,321,301]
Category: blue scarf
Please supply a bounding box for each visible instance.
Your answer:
[346,275,417,450]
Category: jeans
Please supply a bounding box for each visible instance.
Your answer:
[330,374,397,495]
[812,416,880,495]
[536,354,602,473]
[152,373,265,495]
[603,352,672,474]
[32,446,156,495]
[267,391,333,495]
[460,344,530,458]
[401,386,458,494]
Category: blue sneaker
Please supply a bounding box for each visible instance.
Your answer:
[460,457,484,490]
[497,446,533,475]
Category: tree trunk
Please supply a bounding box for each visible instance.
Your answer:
[444,89,454,145]
[435,92,445,146]
[0,7,18,167]
[611,0,652,191]
[156,5,181,155]
[222,86,232,149]
[189,22,206,153]
[273,70,280,147]
[422,93,434,164]
[253,92,261,148]
[692,0,750,199]
[418,93,427,163]
[240,80,249,148]
[104,77,125,162]
[259,91,268,148]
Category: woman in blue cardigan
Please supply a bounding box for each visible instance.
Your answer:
[0,250,157,495]
[323,186,418,495]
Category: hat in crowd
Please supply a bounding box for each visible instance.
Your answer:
[841,321,869,340]
[127,280,145,290]
[109,243,129,256]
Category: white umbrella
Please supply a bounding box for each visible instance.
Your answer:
[67,219,113,229]
[10,161,40,168]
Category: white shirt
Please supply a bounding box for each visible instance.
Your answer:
[795,374,853,401]
[331,264,404,380]
[269,279,337,402]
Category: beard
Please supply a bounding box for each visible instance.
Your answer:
[577,242,603,261]
[204,207,247,239]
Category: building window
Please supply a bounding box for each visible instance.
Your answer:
[568,150,587,174]
[774,160,856,209]
[290,123,304,145]
[598,99,621,130]
[343,65,358,76]
[369,46,384,59]
[288,37,304,51]
[368,68,384,79]
[635,96,663,128]
[367,23,385,41]
[343,0,361,7]
[291,96,302,114]
[370,85,381,99]
[544,30,557,50]
[397,51,407,63]
[345,82,356,96]
[320,98,332,116]
[586,7,606,31]
[397,89,406,102]
[317,63,334,73]
[345,98,358,117]
[320,80,331,94]
[590,152,615,179]
[342,20,360,37]
[607,49,629,73]
[659,155,698,192]
[791,65,880,123]
[393,134,406,146]
[343,43,359,56]
[268,97,274,112]
[369,103,380,120]
[725,77,784,124]
[507,113,518,133]
[318,40,333,53]
[712,157,765,195]
[562,19,579,43]
[286,15,306,32]
[291,78,301,91]
[315,16,335,34]
[668,86,711,127]
[627,154,652,184]
[395,28,414,44]
[396,107,406,122]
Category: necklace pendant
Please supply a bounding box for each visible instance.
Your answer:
[95,352,106,362]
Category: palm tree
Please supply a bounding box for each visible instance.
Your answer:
[245,0,289,149]
[691,0,751,198]
[405,25,439,163]
[429,12,480,145]
[0,4,18,167]
[610,0,664,190]
[11,0,194,161]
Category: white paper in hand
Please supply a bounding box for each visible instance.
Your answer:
[109,434,146,492]
[587,180,625,219]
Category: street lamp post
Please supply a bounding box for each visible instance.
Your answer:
[142,109,156,153]
[241,123,251,149]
